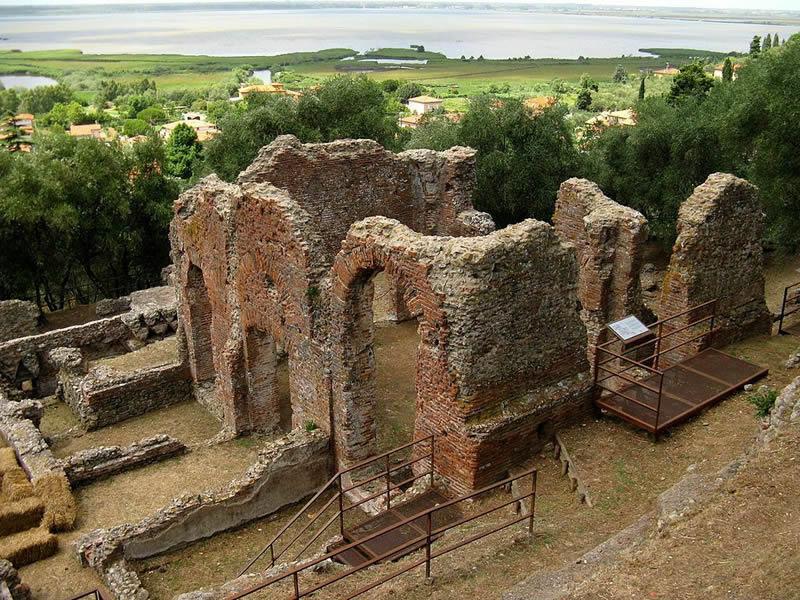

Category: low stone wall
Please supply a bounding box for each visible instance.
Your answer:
[0,559,32,600]
[0,286,179,397]
[59,435,187,486]
[76,430,332,599]
[0,301,38,344]
[60,361,191,430]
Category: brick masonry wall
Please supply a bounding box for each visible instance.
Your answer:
[659,173,772,361]
[0,300,38,344]
[554,178,648,365]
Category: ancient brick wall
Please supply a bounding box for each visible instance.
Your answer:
[0,300,38,343]
[554,178,648,363]
[659,173,771,358]
[171,140,593,493]
[330,217,591,493]
[236,136,494,264]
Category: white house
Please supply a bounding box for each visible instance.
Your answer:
[407,95,443,115]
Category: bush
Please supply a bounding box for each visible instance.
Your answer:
[747,386,778,418]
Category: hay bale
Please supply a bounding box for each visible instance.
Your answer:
[0,497,43,536]
[0,527,57,568]
[1,468,34,501]
[33,474,76,532]
[0,448,18,475]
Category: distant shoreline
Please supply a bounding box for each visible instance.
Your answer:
[2,2,800,27]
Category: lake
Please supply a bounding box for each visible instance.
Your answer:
[0,74,57,89]
[0,7,796,59]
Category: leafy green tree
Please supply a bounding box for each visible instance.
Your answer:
[136,106,168,125]
[750,35,762,57]
[165,123,202,179]
[722,57,734,82]
[763,33,772,52]
[396,82,424,103]
[576,88,593,110]
[42,101,87,128]
[774,34,781,47]
[0,132,177,307]
[19,84,73,114]
[408,97,580,225]
[380,79,401,93]
[0,88,20,116]
[120,118,152,137]
[612,64,628,83]
[96,79,123,106]
[638,76,646,100]
[667,62,714,104]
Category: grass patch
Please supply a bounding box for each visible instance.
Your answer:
[747,386,779,418]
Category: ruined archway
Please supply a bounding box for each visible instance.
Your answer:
[184,263,215,386]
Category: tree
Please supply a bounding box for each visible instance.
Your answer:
[612,64,628,84]
[96,79,123,106]
[120,118,152,137]
[750,35,762,57]
[396,82,423,103]
[576,74,598,110]
[165,123,202,179]
[763,33,772,52]
[0,132,177,307]
[136,106,168,125]
[722,57,734,82]
[667,62,714,104]
[19,84,73,114]
[407,97,580,226]
[638,76,646,100]
[774,34,781,46]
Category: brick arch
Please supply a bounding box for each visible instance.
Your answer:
[329,234,454,468]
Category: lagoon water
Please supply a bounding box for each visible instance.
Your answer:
[0,74,57,88]
[0,7,797,59]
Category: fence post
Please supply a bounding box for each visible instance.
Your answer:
[293,571,301,599]
[386,454,391,510]
[654,372,664,439]
[779,286,789,335]
[269,543,275,567]
[429,436,435,488]
[529,470,536,536]
[654,322,663,369]
[338,474,345,537]
[708,300,717,347]
[425,511,432,578]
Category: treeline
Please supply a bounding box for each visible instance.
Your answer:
[0,134,178,309]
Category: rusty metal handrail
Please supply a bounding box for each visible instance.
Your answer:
[238,435,435,576]
[592,300,718,434]
[226,468,537,600]
[64,591,106,600]
[778,281,800,334]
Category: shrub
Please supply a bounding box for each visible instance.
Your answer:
[304,420,318,432]
[747,386,778,418]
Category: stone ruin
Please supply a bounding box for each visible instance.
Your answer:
[171,135,592,492]
[553,178,649,364]
[659,173,772,357]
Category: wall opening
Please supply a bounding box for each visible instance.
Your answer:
[185,264,214,384]
[244,327,292,432]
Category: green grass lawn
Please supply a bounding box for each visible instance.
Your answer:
[0,45,728,97]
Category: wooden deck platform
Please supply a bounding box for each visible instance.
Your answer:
[333,489,461,567]
[596,348,768,434]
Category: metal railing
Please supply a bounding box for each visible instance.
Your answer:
[227,468,537,600]
[64,591,106,600]
[778,281,800,335]
[238,435,436,577]
[593,299,719,433]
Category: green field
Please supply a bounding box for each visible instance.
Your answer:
[0,46,737,95]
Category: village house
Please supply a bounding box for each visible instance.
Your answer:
[235,82,303,101]
[407,95,444,114]
[68,123,104,139]
[523,96,557,114]
[653,63,681,77]
[713,62,743,80]
[585,108,637,129]
[160,118,220,142]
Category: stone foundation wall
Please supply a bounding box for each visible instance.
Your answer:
[76,430,331,599]
[0,301,38,344]
[59,435,187,486]
[59,360,191,430]
[554,179,649,364]
[0,286,178,397]
[660,173,771,360]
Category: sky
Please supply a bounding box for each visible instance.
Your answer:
[0,0,797,10]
